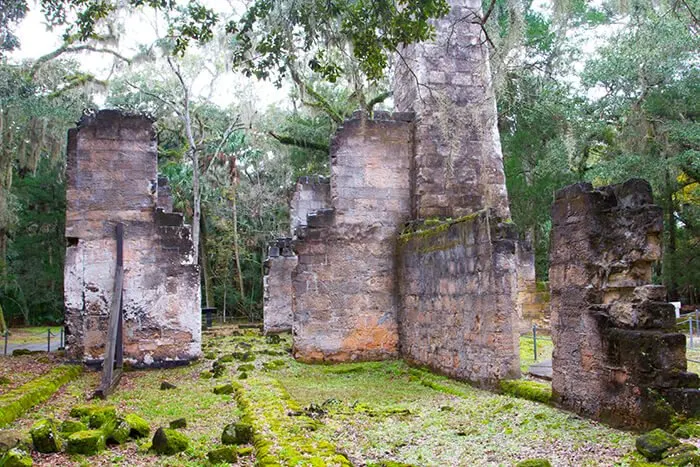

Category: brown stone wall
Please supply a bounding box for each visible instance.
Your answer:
[263,238,297,334]
[516,240,550,333]
[550,179,699,429]
[397,211,521,386]
[394,0,510,219]
[64,110,201,367]
[292,113,413,362]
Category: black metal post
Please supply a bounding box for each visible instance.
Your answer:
[3,330,7,356]
[47,328,51,353]
[533,324,538,361]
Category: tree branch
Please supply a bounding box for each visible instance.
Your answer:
[32,44,131,77]
[268,131,330,153]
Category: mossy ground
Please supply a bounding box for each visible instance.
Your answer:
[6,325,700,466]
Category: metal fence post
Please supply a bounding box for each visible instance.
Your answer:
[533,324,538,361]
[47,328,51,353]
[3,330,7,356]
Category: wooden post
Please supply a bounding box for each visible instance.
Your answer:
[95,223,124,399]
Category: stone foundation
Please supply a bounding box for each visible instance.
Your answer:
[550,179,699,429]
[64,110,201,367]
[398,211,521,386]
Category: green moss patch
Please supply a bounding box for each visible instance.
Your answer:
[123,413,150,438]
[29,418,62,453]
[0,447,33,466]
[234,377,351,466]
[0,365,82,427]
[66,429,106,455]
[636,429,680,461]
[208,445,238,463]
[151,427,189,455]
[516,459,552,467]
[499,379,552,404]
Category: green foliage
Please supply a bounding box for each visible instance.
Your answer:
[0,365,82,427]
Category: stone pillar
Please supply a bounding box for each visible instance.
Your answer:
[64,110,201,367]
[394,0,510,219]
[550,179,699,429]
[292,112,413,362]
[263,238,297,334]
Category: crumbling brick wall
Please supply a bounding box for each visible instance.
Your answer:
[393,0,510,219]
[550,179,699,428]
[397,211,521,386]
[292,112,413,362]
[64,110,201,367]
[263,238,297,334]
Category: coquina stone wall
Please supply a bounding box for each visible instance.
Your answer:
[394,0,510,219]
[263,238,297,334]
[292,112,413,362]
[64,110,201,367]
[397,211,521,386]
[290,176,331,233]
[516,239,550,333]
[550,179,699,428]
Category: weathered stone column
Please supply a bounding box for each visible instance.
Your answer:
[394,0,510,219]
[64,110,201,367]
[394,0,521,386]
[263,238,297,334]
[550,179,699,429]
[292,112,413,362]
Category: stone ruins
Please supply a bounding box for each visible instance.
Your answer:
[265,0,522,386]
[550,179,699,429]
[64,110,201,367]
[262,0,699,426]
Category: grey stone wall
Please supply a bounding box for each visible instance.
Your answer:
[64,110,201,367]
[550,179,699,429]
[263,238,297,334]
[290,176,331,234]
[292,112,413,362]
[393,0,510,219]
[397,211,521,386]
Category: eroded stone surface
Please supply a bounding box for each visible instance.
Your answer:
[397,212,521,386]
[263,238,297,334]
[394,0,510,219]
[550,179,699,429]
[64,110,201,367]
[292,114,412,362]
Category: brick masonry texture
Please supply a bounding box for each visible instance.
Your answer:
[64,110,201,367]
[292,114,413,362]
[393,0,510,219]
[550,179,699,429]
[397,211,521,386]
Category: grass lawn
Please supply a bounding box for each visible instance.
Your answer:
[1,326,664,466]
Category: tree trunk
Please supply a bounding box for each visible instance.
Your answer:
[0,302,6,334]
[665,167,678,300]
[200,212,213,308]
[231,188,245,308]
